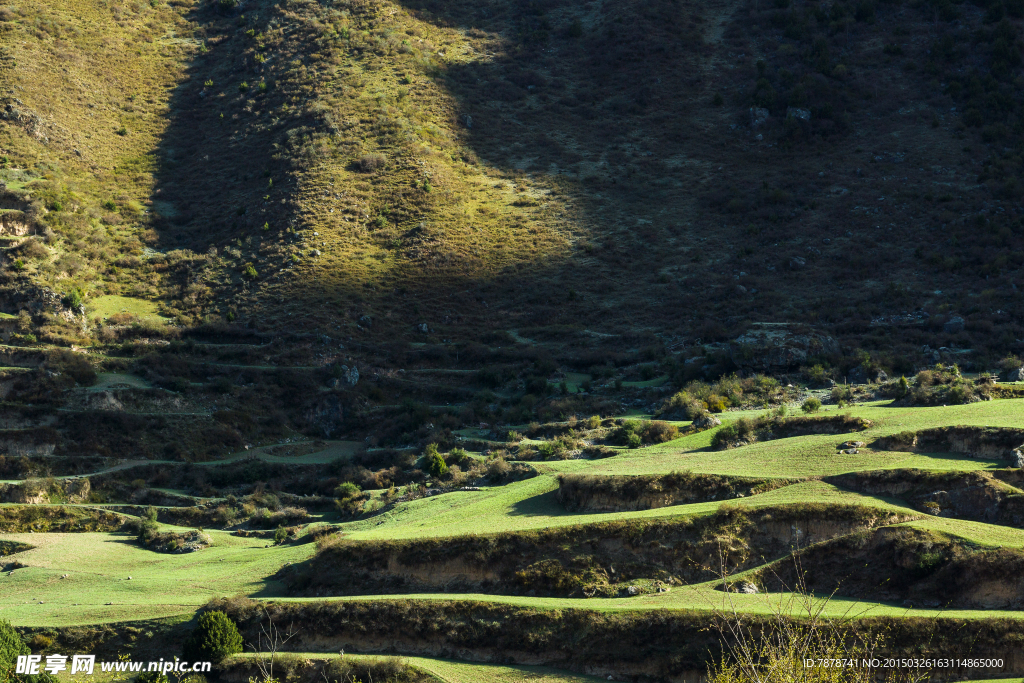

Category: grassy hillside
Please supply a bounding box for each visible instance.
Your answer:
[0,0,1023,354]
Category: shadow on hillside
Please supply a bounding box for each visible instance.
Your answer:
[145,0,722,332]
[507,488,565,517]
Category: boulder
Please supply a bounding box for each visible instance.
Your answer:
[786,107,811,121]
[788,256,806,270]
[1001,367,1024,382]
[1012,448,1024,469]
[943,316,965,333]
[692,412,722,430]
[749,107,770,128]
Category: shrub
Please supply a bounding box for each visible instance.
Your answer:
[274,526,288,544]
[486,456,511,480]
[182,611,243,662]
[0,619,28,670]
[14,239,48,260]
[64,288,83,310]
[355,153,386,172]
[136,673,169,683]
[801,397,822,414]
[611,419,679,447]
[423,443,448,477]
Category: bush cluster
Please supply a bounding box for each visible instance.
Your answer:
[610,419,679,448]
[658,374,785,419]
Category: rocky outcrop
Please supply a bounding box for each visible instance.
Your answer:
[0,477,90,504]
[729,323,841,372]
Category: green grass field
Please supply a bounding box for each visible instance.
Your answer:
[87,296,167,324]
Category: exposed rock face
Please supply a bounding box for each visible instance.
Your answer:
[875,426,1024,462]
[87,391,124,412]
[0,210,31,236]
[0,477,89,504]
[305,394,345,437]
[827,469,1024,526]
[729,323,841,372]
[0,284,65,317]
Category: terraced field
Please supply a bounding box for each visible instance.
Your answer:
[5,395,1024,680]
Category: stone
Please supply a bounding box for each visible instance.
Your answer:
[340,365,359,386]
[729,323,841,372]
[692,412,722,430]
[788,256,806,270]
[943,316,965,333]
[738,582,759,594]
[462,114,472,129]
[88,391,124,412]
[627,585,640,595]
[840,441,866,449]
[1012,448,1024,469]
[749,107,770,127]
[786,107,811,121]
[848,364,885,384]
[358,315,372,327]
[417,323,429,333]
[1001,367,1024,382]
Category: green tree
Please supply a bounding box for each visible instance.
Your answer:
[182,611,243,662]
[423,443,448,477]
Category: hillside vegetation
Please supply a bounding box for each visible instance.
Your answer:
[4,0,1024,681]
